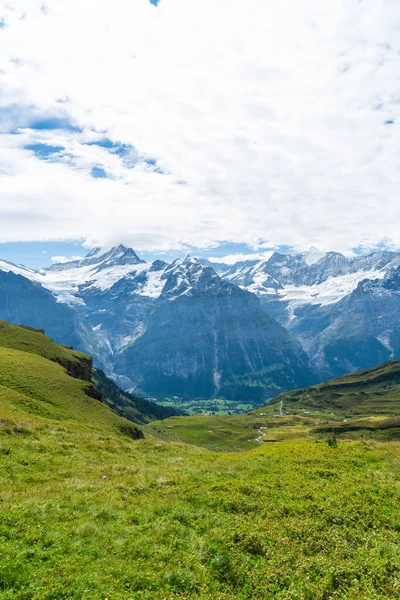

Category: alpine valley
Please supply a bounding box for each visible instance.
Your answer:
[1,245,400,409]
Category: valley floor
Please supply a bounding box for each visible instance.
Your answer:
[1,419,399,599]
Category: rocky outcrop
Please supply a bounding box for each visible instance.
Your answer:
[64,355,94,383]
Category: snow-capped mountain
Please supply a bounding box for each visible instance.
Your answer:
[212,249,400,307]
[0,246,315,401]
[0,269,93,351]
[210,248,400,378]
[3,243,400,390]
[288,266,400,378]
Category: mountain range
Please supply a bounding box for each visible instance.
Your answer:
[209,248,400,378]
[1,244,400,403]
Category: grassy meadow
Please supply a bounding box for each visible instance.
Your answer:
[1,423,400,599]
[0,321,399,599]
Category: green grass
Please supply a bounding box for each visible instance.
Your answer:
[1,322,400,598]
[0,347,139,438]
[157,396,258,416]
[0,320,91,378]
[148,414,323,451]
[1,426,399,599]
[145,414,264,451]
[93,369,182,425]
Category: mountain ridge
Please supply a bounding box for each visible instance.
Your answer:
[2,244,400,400]
[0,247,317,402]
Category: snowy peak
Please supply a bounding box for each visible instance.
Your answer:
[47,245,144,273]
[0,259,43,285]
[301,247,326,266]
[356,265,400,295]
[160,256,222,300]
[97,246,144,270]
[223,259,283,296]
[77,254,226,302]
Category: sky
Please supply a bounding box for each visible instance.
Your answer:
[1,0,400,267]
[0,240,279,269]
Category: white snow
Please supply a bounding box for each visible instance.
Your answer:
[135,269,167,299]
[42,262,150,294]
[302,247,326,266]
[0,260,42,283]
[376,331,394,358]
[246,272,281,296]
[279,269,386,319]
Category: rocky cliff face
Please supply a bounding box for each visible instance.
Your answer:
[116,259,314,400]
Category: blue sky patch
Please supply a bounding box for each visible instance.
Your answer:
[85,138,133,158]
[28,117,81,132]
[144,157,165,174]
[149,0,160,6]
[0,241,86,269]
[86,138,115,149]
[91,166,107,179]
[25,143,64,158]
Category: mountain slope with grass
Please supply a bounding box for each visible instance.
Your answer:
[146,359,400,450]
[92,368,182,425]
[0,322,399,598]
[0,320,143,439]
[0,319,93,381]
[0,319,180,427]
[270,358,400,416]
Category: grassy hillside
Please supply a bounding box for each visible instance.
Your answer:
[1,322,400,598]
[270,359,400,416]
[267,359,400,439]
[146,413,263,451]
[0,319,92,380]
[0,321,142,440]
[0,319,180,427]
[1,411,400,598]
[146,359,400,450]
[93,368,181,425]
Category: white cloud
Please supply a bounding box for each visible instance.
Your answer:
[51,255,84,264]
[0,0,400,254]
[208,252,274,265]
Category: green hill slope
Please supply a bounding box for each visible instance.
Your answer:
[266,359,400,438]
[146,359,400,449]
[93,368,182,425]
[0,319,92,380]
[0,319,180,427]
[0,322,400,598]
[270,358,400,415]
[0,320,142,440]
